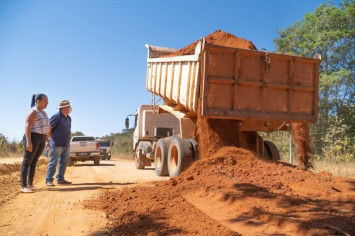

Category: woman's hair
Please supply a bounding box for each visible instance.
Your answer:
[31,94,47,108]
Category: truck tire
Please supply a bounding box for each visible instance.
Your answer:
[168,137,193,177]
[264,141,280,161]
[94,156,100,165]
[135,149,145,169]
[154,138,170,176]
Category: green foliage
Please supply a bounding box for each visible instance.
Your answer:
[0,134,9,156]
[71,131,85,138]
[319,117,354,162]
[17,141,24,153]
[101,129,133,156]
[259,131,295,162]
[0,133,22,156]
[274,0,355,161]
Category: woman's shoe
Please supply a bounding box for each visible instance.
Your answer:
[21,187,34,193]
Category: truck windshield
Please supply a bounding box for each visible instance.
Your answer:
[98,141,110,147]
[72,137,95,142]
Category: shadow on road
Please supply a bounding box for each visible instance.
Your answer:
[140,167,155,171]
[71,164,116,167]
[39,182,134,192]
[71,182,133,186]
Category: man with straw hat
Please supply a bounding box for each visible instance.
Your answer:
[45,100,73,186]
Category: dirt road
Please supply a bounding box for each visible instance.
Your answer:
[0,158,168,236]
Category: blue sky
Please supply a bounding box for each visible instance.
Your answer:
[0,0,340,141]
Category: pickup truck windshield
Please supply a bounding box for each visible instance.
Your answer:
[72,137,95,142]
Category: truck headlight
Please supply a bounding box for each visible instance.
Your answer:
[144,146,152,153]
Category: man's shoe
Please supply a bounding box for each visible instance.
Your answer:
[28,185,39,190]
[57,180,72,185]
[46,181,54,187]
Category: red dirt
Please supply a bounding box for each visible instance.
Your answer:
[87,147,355,235]
[166,29,257,57]
[292,123,312,169]
[0,158,47,206]
[197,115,239,160]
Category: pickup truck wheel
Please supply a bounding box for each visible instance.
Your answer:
[135,149,145,169]
[94,156,100,165]
[154,138,170,176]
[264,141,280,161]
[168,137,193,177]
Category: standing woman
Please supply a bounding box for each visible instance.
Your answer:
[21,94,50,193]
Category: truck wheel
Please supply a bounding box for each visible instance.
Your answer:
[154,138,170,176]
[94,156,100,165]
[264,141,280,161]
[168,137,193,177]
[135,149,145,169]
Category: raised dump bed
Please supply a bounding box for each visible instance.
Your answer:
[146,40,320,123]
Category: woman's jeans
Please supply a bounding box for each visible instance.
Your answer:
[45,146,69,182]
[21,133,46,187]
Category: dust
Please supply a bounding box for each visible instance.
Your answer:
[196,116,239,159]
[292,123,312,169]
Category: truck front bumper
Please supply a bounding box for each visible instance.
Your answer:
[70,152,100,161]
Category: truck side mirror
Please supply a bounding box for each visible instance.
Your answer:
[125,117,129,129]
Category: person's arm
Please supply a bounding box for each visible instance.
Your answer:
[47,113,60,148]
[25,110,36,152]
[46,127,53,149]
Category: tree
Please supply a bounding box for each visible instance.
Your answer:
[8,140,18,154]
[71,131,85,138]
[0,134,9,156]
[274,0,354,161]
[102,130,134,156]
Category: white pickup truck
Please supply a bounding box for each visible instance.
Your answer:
[69,136,101,166]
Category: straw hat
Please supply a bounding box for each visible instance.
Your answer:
[57,100,71,109]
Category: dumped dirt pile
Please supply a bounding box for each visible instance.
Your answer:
[168,29,257,56]
[87,147,355,235]
[0,158,48,205]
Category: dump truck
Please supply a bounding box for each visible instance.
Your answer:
[126,38,320,177]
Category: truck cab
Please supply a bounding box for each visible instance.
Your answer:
[96,139,113,160]
[127,105,182,169]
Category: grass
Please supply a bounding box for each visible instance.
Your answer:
[312,161,355,178]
